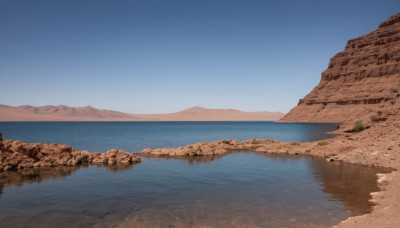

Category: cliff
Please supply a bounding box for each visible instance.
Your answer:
[282,13,400,122]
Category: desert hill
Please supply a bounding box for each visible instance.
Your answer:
[145,106,284,121]
[0,105,284,121]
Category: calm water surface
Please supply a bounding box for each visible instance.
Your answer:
[0,121,339,151]
[0,122,390,227]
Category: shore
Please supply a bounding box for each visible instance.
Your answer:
[1,118,399,227]
[140,118,399,228]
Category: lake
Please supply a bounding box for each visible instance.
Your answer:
[0,122,389,227]
[0,121,339,151]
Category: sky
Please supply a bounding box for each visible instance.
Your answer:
[0,0,399,114]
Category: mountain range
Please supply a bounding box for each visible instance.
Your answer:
[0,105,284,121]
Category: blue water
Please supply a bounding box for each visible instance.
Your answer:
[0,121,339,151]
[0,122,388,227]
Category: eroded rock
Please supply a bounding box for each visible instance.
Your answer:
[282,13,400,123]
[0,135,141,171]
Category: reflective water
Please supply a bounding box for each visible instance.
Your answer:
[0,122,389,227]
[0,121,338,152]
[0,153,390,228]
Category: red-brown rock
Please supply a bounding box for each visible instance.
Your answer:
[0,137,141,171]
[282,13,400,122]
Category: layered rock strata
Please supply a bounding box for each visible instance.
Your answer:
[0,136,141,171]
[282,13,400,122]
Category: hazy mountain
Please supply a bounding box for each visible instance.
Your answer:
[0,105,284,121]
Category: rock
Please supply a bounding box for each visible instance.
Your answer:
[199,145,214,155]
[0,132,4,150]
[0,140,141,171]
[255,147,267,152]
[214,148,228,155]
[141,148,152,154]
[282,13,400,122]
[371,116,388,122]
[89,149,141,165]
[141,139,295,157]
[75,150,91,164]
[91,152,107,164]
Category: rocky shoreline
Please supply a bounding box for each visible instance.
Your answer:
[2,12,400,228]
[1,119,399,228]
[140,118,399,228]
[0,132,141,171]
[1,99,400,228]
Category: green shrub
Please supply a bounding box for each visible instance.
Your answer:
[354,120,365,132]
[318,141,328,146]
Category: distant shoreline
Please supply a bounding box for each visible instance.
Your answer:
[0,104,284,122]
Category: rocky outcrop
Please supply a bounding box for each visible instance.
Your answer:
[142,139,310,158]
[141,122,400,168]
[90,149,141,165]
[282,13,400,122]
[141,139,281,157]
[0,136,141,171]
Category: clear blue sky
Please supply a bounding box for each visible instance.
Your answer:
[0,0,399,114]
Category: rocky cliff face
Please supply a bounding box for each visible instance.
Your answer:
[282,13,400,122]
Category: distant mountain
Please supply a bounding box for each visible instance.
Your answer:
[0,104,141,121]
[0,105,284,121]
[146,106,285,121]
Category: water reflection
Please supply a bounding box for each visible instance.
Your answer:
[0,166,80,195]
[0,152,389,228]
[97,164,137,173]
[154,152,391,217]
[149,154,225,164]
[309,159,392,216]
[250,152,392,216]
[0,164,139,194]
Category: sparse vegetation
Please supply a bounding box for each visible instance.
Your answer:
[318,141,329,146]
[354,120,365,132]
[290,142,300,146]
[390,100,396,105]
